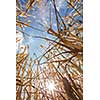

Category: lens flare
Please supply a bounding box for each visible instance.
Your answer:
[46,81,55,92]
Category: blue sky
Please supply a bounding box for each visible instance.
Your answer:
[17,0,83,62]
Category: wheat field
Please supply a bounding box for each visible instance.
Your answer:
[16,0,83,100]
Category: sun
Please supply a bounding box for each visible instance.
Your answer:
[46,80,55,92]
